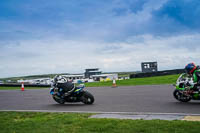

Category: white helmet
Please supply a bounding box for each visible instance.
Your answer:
[53,75,68,83]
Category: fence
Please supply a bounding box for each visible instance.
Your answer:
[130,69,185,78]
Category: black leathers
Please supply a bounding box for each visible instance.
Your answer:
[57,82,75,92]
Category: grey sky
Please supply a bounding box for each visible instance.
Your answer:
[0,0,200,78]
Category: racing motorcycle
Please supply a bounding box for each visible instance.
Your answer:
[50,76,94,104]
[173,73,200,102]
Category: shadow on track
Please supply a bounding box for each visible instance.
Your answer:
[172,101,200,106]
[48,103,92,107]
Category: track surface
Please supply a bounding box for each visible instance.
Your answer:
[0,85,200,114]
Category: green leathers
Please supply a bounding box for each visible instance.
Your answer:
[185,63,200,87]
[193,69,200,84]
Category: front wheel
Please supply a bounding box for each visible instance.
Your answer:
[52,95,65,104]
[173,90,191,102]
[81,91,95,104]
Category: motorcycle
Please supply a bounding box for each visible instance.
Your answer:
[173,73,200,102]
[50,78,94,104]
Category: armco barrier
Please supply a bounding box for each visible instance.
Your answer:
[130,69,185,78]
[0,83,51,87]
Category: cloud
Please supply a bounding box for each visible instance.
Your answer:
[151,0,200,35]
[0,0,169,42]
[1,33,200,77]
[0,0,200,77]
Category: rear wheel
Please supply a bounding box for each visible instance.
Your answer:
[81,91,94,104]
[173,90,191,102]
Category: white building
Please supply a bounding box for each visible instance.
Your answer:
[62,74,84,81]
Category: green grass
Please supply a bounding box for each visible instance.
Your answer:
[0,111,200,133]
[0,86,48,90]
[85,74,180,87]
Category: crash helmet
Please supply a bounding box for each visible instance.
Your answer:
[53,75,67,83]
[185,63,197,74]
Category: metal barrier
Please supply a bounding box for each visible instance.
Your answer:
[130,69,185,78]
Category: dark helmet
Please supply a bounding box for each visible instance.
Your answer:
[185,63,197,74]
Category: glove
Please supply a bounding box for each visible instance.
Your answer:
[197,80,200,85]
[186,82,190,86]
[186,81,195,87]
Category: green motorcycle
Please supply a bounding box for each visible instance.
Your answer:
[173,73,200,102]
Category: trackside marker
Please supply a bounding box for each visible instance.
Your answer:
[112,79,117,88]
[21,82,24,91]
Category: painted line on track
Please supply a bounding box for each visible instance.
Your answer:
[1,110,200,116]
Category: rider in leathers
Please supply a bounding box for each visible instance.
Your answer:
[185,63,200,91]
[53,75,75,97]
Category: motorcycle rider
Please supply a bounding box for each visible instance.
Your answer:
[53,75,76,97]
[185,63,200,91]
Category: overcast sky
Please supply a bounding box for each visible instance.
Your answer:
[1,0,200,78]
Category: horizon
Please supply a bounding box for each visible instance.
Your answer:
[0,67,184,79]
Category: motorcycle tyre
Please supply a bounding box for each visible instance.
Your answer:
[52,96,65,104]
[81,91,94,104]
[173,90,191,102]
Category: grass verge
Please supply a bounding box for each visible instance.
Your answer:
[85,74,180,87]
[0,86,48,90]
[0,111,200,133]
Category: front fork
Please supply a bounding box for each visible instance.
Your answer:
[50,88,65,99]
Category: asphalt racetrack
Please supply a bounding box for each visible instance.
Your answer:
[0,85,200,114]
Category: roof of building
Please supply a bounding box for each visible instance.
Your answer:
[87,71,102,73]
[141,61,157,64]
[91,74,118,77]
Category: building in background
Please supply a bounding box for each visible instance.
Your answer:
[62,74,84,81]
[14,68,119,84]
[84,68,102,78]
[141,62,158,73]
